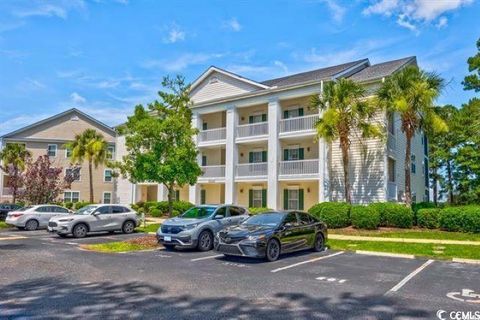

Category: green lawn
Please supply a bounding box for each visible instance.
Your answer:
[136,223,161,233]
[329,228,480,242]
[82,242,155,253]
[0,221,11,229]
[328,239,480,260]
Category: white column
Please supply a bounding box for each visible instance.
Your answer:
[157,184,167,201]
[317,81,327,202]
[190,112,202,205]
[224,106,238,204]
[267,98,280,209]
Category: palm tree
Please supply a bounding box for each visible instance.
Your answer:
[0,143,31,203]
[376,65,446,206]
[311,78,383,204]
[65,129,108,203]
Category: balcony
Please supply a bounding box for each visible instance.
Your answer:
[200,165,225,179]
[387,182,397,201]
[236,163,268,178]
[387,133,396,153]
[198,127,226,146]
[280,114,319,134]
[237,122,268,139]
[279,159,319,177]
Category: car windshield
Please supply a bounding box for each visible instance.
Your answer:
[243,213,285,227]
[17,206,33,212]
[181,206,216,219]
[74,205,98,215]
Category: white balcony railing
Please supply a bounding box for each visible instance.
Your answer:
[198,127,226,143]
[236,163,268,177]
[201,165,225,178]
[279,159,319,175]
[387,182,397,201]
[280,114,319,133]
[237,122,268,138]
[387,133,396,152]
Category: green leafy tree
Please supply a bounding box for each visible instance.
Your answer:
[0,143,31,203]
[377,65,446,206]
[65,129,108,203]
[118,76,202,216]
[311,78,383,204]
[463,37,480,92]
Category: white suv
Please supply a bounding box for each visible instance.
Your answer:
[48,204,139,238]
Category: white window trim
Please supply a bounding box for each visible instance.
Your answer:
[107,146,115,160]
[104,169,113,183]
[47,144,57,157]
[65,148,72,159]
[65,168,81,182]
[64,191,80,203]
[102,191,112,204]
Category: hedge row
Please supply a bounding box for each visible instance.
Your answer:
[132,200,194,217]
[418,206,480,233]
[248,207,273,215]
[308,202,413,229]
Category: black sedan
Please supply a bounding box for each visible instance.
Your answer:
[214,210,327,262]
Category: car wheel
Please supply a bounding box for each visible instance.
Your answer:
[163,244,176,251]
[266,239,281,262]
[313,233,325,252]
[72,224,88,238]
[122,221,135,234]
[25,219,39,231]
[197,230,213,251]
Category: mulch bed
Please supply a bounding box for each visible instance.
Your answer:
[126,235,160,248]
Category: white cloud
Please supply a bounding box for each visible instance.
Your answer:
[25,78,46,89]
[274,60,289,75]
[12,0,85,19]
[142,53,224,72]
[223,18,242,31]
[70,92,86,105]
[0,113,52,136]
[320,0,346,23]
[362,0,472,32]
[163,24,186,43]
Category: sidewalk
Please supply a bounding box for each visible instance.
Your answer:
[329,234,480,246]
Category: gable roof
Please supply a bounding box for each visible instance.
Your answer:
[347,56,416,82]
[1,108,116,139]
[261,58,370,87]
[190,66,271,92]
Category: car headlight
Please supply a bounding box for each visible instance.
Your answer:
[184,224,198,230]
[58,218,74,222]
[247,234,266,241]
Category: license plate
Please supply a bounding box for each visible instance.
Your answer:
[164,236,171,242]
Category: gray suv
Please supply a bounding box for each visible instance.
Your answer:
[157,205,249,251]
[48,204,139,238]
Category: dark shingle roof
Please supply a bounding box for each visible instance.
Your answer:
[261,59,369,87]
[347,56,416,82]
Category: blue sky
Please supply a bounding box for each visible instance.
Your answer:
[0,0,479,135]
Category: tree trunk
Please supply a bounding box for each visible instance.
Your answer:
[404,130,413,206]
[167,184,174,217]
[446,160,454,204]
[340,136,351,204]
[88,161,94,203]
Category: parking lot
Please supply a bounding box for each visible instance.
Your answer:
[1,228,479,319]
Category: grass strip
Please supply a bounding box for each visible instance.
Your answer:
[0,221,11,229]
[82,235,159,253]
[328,239,480,260]
[136,223,161,233]
[329,228,480,242]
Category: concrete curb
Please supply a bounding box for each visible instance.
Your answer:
[355,250,415,259]
[330,234,480,246]
[452,258,480,265]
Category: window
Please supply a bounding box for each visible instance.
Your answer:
[284,147,304,161]
[173,190,180,201]
[35,206,49,212]
[283,212,298,227]
[200,190,206,204]
[249,151,266,163]
[65,148,72,158]
[228,206,243,217]
[47,144,57,157]
[201,155,207,166]
[107,146,115,160]
[252,189,263,208]
[103,192,112,204]
[387,113,395,135]
[215,207,227,217]
[64,191,80,203]
[104,169,113,182]
[288,189,299,210]
[54,207,69,213]
[297,212,313,225]
[202,122,208,130]
[66,168,81,181]
[283,107,304,119]
[284,189,304,210]
[96,206,111,214]
[111,206,126,214]
[248,114,267,123]
[411,154,416,174]
[388,158,396,182]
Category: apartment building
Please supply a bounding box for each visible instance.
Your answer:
[118,56,429,209]
[0,109,117,204]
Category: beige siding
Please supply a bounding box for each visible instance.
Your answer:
[279,181,319,211]
[190,71,259,104]
[116,135,133,204]
[236,182,268,208]
[238,143,268,164]
[280,96,317,117]
[200,147,225,165]
[200,184,224,204]
[238,104,268,125]
[280,139,319,160]
[200,111,226,130]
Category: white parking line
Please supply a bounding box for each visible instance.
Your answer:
[388,259,434,293]
[190,254,224,262]
[0,236,26,241]
[271,251,344,273]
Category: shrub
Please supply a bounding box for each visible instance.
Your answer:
[412,202,436,214]
[138,200,194,216]
[63,202,74,210]
[440,206,480,233]
[248,207,272,215]
[74,201,92,210]
[308,202,351,228]
[417,208,441,229]
[382,203,413,228]
[351,205,380,230]
[367,202,388,226]
[150,208,162,217]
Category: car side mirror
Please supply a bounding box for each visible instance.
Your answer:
[214,214,224,220]
[92,212,100,216]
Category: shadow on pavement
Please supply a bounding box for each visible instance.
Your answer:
[0,277,430,319]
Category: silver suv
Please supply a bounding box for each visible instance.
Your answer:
[48,204,139,238]
[157,205,249,251]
